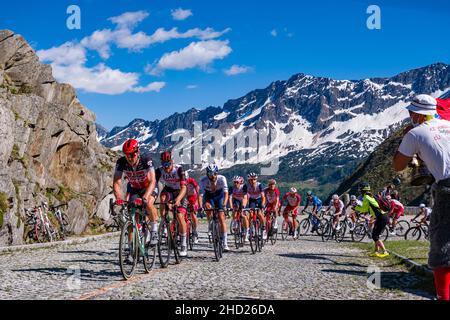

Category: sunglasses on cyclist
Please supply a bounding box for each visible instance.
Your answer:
[162,161,172,168]
[125,152,138,159]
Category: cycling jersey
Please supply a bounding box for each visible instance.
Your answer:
[329,199,344,214]
[306,195,322,207]
[282,193,301,207]
[230,184,246,201]
[243,183,264,200]
[155,165,187,191]
[114,153,155,189]
[186,177,199,197]
[264,187,280,204]
[201,175,228,211]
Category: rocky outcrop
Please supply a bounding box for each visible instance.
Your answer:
[0,30,117,246]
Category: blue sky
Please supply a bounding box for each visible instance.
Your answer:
[1,0,449,130]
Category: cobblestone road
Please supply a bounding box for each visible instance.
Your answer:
[0,219,433,300]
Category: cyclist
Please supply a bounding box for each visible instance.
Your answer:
[186,176,201,244]
[199,164,230,252]
[412,203,432,225]
[228,176,249,241]
[264,179,281,231]
[242,172,267,240]
[113,139,159,262]
[302,191,322,233]
[155,151,189,257]
[386,195,405,235]
[281,187,301,238]
[325,194,345,232]
[346,195,362,227]
[354,182,390,258]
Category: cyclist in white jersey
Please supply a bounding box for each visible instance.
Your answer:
[325,194,345,231]
[199,164,230,251]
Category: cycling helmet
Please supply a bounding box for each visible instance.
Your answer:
[350,195,357,201]
[359,182,371,192]
[386,195,392,201]
[247,172,258,179]
[332,194,339,200]
[268,179,277,185]
[160,150,172,162]
[290,187,297,193]
[233,176,244,184]
[206,164,219,176]
[419,203,426,208]
[122,139,139,155]
[306,190,313,196]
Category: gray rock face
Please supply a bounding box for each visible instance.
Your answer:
[0,30,117,246]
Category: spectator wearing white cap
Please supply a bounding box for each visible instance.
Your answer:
[393,94,450,300]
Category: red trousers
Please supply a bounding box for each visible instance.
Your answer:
[433,267,450,300]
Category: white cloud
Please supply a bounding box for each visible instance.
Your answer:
[270,29,277,37]
[38,42,164,95]
[186,85,198,89]
[224,65,252,76]
[132,82,166,93]
[171,8,193,21]
[37,42,86,65]
[108,10,150,29]
[148,40,232,75]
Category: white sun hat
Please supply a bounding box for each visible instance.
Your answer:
[406,94,437,116]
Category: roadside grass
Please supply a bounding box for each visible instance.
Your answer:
[351,240,435,297]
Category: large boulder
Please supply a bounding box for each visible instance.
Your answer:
[0,30,116,246]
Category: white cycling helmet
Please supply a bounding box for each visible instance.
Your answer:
[332,194,339,200]
[247,172,258,179]
[386,195,392,201]
[290,187,297,193]
[350,195,357,201]
[206,164,219,176]
[419,203,426,208]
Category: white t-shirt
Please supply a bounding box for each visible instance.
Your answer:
[398,118,450,183]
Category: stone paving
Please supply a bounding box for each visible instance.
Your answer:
[0,219,433,300]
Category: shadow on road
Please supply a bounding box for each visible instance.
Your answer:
[11,266,121,281]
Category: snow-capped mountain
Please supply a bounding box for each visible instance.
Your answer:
[98,63,450,183]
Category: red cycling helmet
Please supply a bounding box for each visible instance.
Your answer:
[160,150,172,162]
[122,139,139,155]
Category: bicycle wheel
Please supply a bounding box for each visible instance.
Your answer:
[394,220,410,237]
[298,218,310,236]
[405,226,422,240]
[294,219,301,240]
[249,221,257,254]
[157,219,171,268]
[351,223,367,242]
[212,221,222,262]
[257,222,264,252]
[172,221,181,264]
[321,221,332,242]
[270,220,278,245]
[234,220,242,249]
[229,219,234,235]
[335,222,346,243]
[316,219,327,236]
[119,221,137,280]
[143,222,156,273]
[280,220,288,240]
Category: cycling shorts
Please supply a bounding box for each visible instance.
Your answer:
[232,198,243,210]
[248,198,263,210]
[283,205,298,217]
[160,186,187,213]
[372,214,389,242]
[265,202,278,213]
[392,207,404,220]
[204,191,225,211]
[187,195,198,211]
